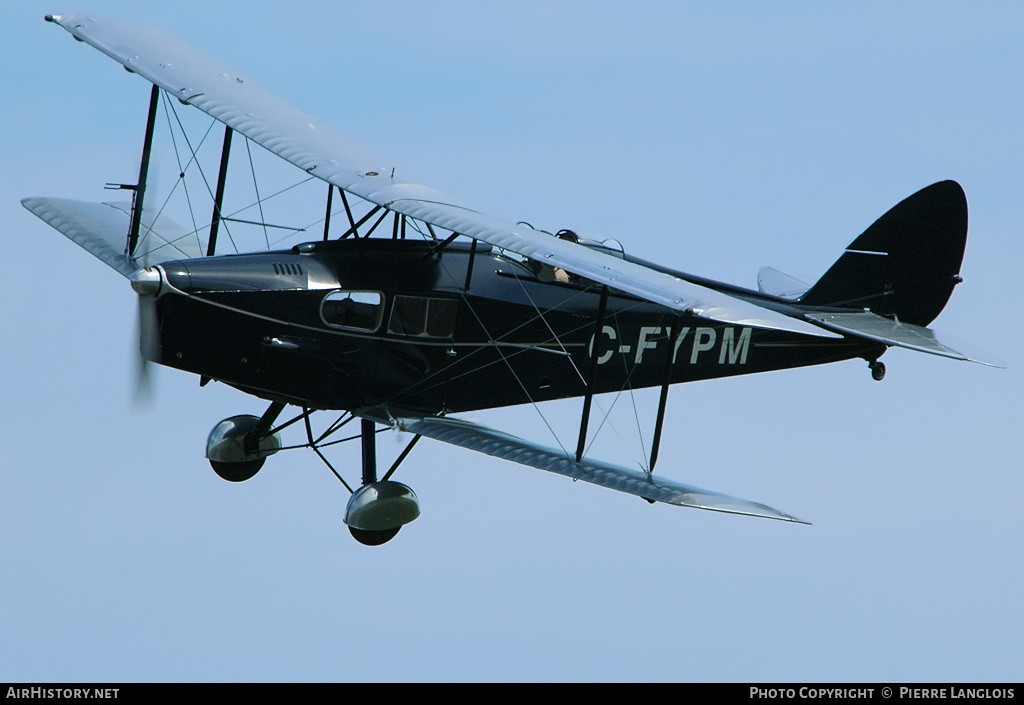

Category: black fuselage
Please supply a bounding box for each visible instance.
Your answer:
[150,238,882,414]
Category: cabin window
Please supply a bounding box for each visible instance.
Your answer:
[320,290,384,332]
[388,296,458,339]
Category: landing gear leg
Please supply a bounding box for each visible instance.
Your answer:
[344,419,420,546]
[245,402,286,457]
[360,418,377,487]
[349,419,398,545]
[869,360,886,382]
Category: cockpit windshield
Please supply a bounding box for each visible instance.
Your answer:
[321,290,384,332]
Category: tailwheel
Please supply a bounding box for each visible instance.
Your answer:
[869,360,886,381]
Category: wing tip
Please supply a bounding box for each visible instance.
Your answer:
[681,499,811,525]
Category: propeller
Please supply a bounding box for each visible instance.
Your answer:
[130,266,164,404]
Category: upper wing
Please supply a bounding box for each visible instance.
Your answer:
[45,13,835,338]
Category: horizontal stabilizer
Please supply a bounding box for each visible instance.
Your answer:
[758,267,810,300]
[805,311,1000,366]
[380,415,807,523]
[23,197,201,276]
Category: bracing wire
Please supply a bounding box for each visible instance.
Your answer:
[155,98,325,255]
[162,97,239,253]
[244,137,271,251]
[135,90,212,256]
[368,229,657,470]
[423,236,650,464]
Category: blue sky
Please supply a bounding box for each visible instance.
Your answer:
[2,1,1021,682]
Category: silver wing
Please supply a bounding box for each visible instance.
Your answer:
[385,415,807,523]
[43,13,836,339]
[22,197,201,276]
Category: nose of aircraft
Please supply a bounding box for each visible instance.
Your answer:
[130,266,164,297]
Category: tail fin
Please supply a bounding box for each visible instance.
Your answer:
[799,181,967,326]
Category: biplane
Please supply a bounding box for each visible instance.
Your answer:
[24,14,992,545]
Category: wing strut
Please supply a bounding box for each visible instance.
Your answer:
[206,125,233,257]
[576,285,610,462]
[463,240,479,291]
[322,183,333,241]
[127,84,161,258]
[649,321,679,472]
[338,205,383,240]
[338,188,359,236]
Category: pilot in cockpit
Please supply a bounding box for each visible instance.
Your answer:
[533,229,580,283]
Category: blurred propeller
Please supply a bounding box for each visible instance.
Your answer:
[130,266,164,405]
[134,295,159,403]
